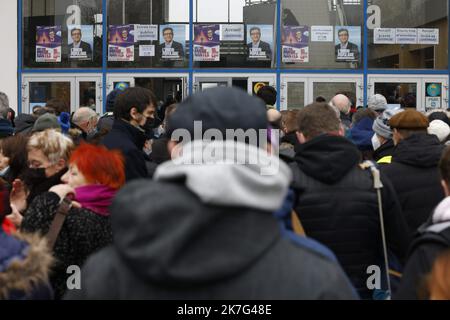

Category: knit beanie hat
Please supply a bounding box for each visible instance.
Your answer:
[372,108,404,139]
[367,94,388,112]
[32,113,60,132]
[428,119,450,142]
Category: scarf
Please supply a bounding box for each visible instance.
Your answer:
[74,185,117,217]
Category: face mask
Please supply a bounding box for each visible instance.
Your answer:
[141,117,156,133]
[371,134,381,151]
[22,167,48,186]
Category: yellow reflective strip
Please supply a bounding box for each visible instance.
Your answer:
[377,156,392,164]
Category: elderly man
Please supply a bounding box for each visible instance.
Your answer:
[71,107,99,142]
[330,94,352,129]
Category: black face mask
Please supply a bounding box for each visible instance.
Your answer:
[23,167,47,185]
[141,117,157,133]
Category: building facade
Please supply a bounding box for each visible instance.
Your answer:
[3,0,449,113]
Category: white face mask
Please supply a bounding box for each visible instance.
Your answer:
[371,134,381,151]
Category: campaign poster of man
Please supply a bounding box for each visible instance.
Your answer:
[335,26,361,63]
[247,25,273,61]
[157,24,186,61]
[193,24,220,62]
[36,26,62,63]
[108,25,135,62]
[282,26,309,63]
[68,25,94,60]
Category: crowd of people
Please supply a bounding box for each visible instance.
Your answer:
[0,84,450,300]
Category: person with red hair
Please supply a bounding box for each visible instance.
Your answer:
[19,143,125,299]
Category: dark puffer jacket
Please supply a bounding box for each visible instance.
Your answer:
[20,192,112,299]
[290,135,411,299]
[381,133,445,236]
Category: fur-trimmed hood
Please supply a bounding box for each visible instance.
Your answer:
[0,231,53,300]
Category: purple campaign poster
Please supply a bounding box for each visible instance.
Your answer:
[108,25,135,62]
[282,26,309,63]
[36,26,62,63]
[194,24,220,62]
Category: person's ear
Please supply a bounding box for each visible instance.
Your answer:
[129,107,140,121]
[296,132,306,144]
[441,180,450,197]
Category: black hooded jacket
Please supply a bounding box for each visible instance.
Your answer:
[381,133,445,236]
[101,119,148,181]
[290,135,410,299]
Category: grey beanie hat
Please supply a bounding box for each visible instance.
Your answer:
[32,113,60,132]
[368,94,388,112]
[372,108,404,139]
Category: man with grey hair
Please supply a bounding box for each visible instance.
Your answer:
[330,94,352,129]
[71,107,99,142]
[0,92,13,138]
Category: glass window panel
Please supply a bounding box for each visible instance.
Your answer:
[79,81,97,110]
[368,0,448,69]
[194,0,276,68]
[373,82,417,108]
[133,77,184,102]
[23,0,103,69]
[108,0,189,68]
[287,82,305,109]
[29,82,71,113]
[281,0,363,70]
[313,82,357,105]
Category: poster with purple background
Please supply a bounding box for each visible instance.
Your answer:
[282,26,309,63]
[108,25,135,62]
[36,26,62,63]
[194,24,220,62]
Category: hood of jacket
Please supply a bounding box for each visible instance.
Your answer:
[432,196,450,224]
[110,140,292,286]
[350,117,374,151]
[294,135,361,184]
[393,133,444,168]
[0,231,53,299]
[14,114,36,135]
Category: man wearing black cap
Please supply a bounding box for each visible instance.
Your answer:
[381,109,445,236]
[65,87,357,300]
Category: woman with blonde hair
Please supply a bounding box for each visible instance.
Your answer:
[20,143,125,299]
